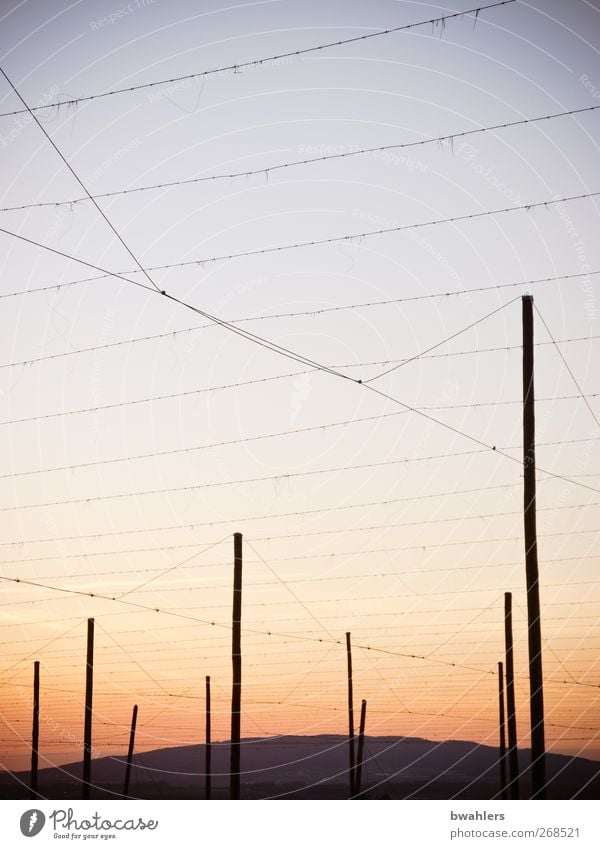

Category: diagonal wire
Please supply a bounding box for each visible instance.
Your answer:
[0,67,163,294]
[534,303,600,434]
[364,296,520,382]
[116,536,230,599]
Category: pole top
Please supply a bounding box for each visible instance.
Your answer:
[522,294,533,303]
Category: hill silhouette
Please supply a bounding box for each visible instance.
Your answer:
[1,735,598,800]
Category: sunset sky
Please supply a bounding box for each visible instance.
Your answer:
[0,0,599,783]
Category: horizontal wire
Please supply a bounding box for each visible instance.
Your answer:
[0,2,515,119]
[2,192,599,292]
[0,479,597,550]
[2,104,597,212]
[0,363,597,428]
[0,473,527,514]
[1,263,596,309]
[1,523,600,569]
[105,191,600,267]
[0,572,512,678]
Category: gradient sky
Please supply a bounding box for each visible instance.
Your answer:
[0,0,599,780]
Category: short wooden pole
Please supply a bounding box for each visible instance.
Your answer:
[346,632,355,797]
[498,660,507,799]
[30,661,40,799]
[123,704,138,797]
[230,533,243,800]
[504,593,519,799]
[354,699,367,797]
[82,617,94,800]
[205,675,212,800]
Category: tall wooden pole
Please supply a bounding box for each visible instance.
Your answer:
[82,617,94,799]
[498,661,507,799]
[205,675,212,800]
[354,699,367,798]
[230,533,243,800]
[123,704,138,797]
[522,294,546,798]
[504,593,519,799]
[345,631,355,797]
[30,661,39,799]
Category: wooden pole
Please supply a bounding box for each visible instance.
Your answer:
[230,532,243,800]
[504,593,519,799]
[522,294,546,798]
[498,661,507,799]
[30,660,39,799]
[354,699,367,798]
[205,675,212,800]
[123,704,138,797]
[345,631,355,797]
[82,617,94,799]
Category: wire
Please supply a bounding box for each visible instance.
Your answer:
[0,572,508,677]
[1,270,599,370]
[0,366,598,429]
[0,67,163,295]
[116,536,229,600]
[3,191,599,286]
[1,263,597,308]
[105,191,600,267]
[94,620,171,696]
[0,485,597,549]
[0,409,405,478]
[3,514,600,574]
[2,104,597,212]
[364,296,520,382]
[0,227,355,382]
[534,303,600,435]
[0,619,84,688]
[0,466,522,514]
[0,2,515,119]
[246,540,337,642]
[360,381,600,496]
[2,216,598,498]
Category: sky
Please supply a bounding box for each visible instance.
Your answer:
[0,0,599,785]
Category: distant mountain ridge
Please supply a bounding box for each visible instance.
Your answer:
[1,735,598,799]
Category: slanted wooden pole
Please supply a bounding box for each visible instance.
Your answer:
[123,704,138,797]
[498,661,507,799]
[230,532,243,800]
[504,593,519,799]
[82,617,94,799]
[354,699,367,797]
[205,675,212,800]
[30,661,40,799]
[522,294,546,799]
[345,631,355,797]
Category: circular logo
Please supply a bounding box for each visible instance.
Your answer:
[19,810,46,837]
